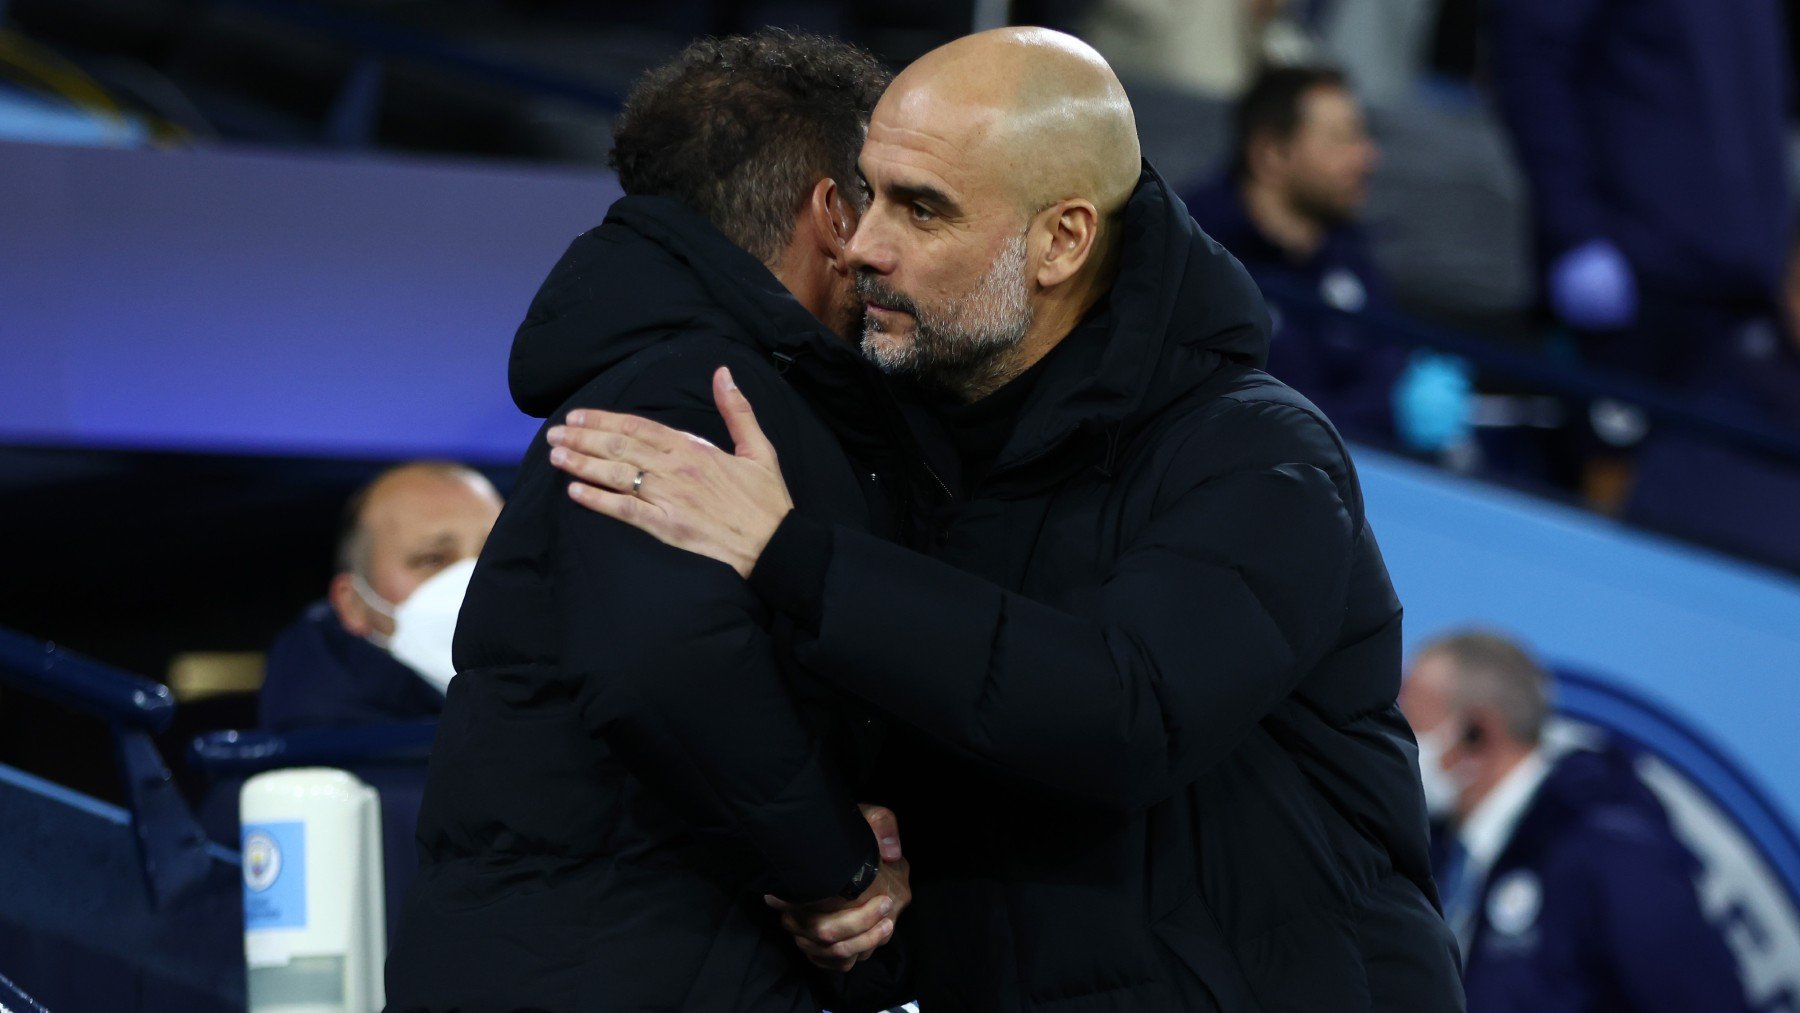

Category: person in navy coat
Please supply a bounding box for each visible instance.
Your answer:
[258,461,502,732]
[1184,65,1471,456]
[1489,0,1790,394]
[1401,630,1753,1013]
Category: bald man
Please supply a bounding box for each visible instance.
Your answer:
[550,28,1464,1011]
[260,461,503,732]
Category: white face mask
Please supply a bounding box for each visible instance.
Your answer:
[1415,723,1468,820]
[351,558,477,695]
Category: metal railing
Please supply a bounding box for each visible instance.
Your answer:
[1258,277,1800,470]
[0,627,213,909]
[190,719,438,778]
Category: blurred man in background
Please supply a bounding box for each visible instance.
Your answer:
[257,461,502,732]
[1489,0,1790,460]
[1073,0,1300,99]
[1400,631,1752,1012]
[1186,64,1472,456]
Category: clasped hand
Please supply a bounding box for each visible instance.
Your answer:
[768,804,911,971]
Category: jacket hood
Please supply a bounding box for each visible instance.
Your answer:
[508,195,858,419]
[1180,171,1263,254]
[993,163,1270,480]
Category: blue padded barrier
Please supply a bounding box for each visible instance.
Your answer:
[0,762,243,1011]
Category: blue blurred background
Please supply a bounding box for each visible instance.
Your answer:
[1,1,1798,1010]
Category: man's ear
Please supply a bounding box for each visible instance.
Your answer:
[807,177,859,274]
[328,571,372,636]
[1245,132,1287,184]
[1034,199,1101,289]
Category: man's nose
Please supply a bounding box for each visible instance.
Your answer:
[845,215,893,275]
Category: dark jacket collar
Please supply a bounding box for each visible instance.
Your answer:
[259,601,442,733]
[986,163,1270,489]
[507,193,952,518]
[509,194,872,419]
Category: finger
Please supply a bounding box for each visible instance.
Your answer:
[859,805,903,863]
[566,481,669,538]
[777,899,882,950]
[796,918,894,965]
[713,367,778,464]
[547,446,640,493]
[797,892,893,946]
[802,949,857,973]
[763,894,791,912]
[546,423,663,472]
[562,409,687,454]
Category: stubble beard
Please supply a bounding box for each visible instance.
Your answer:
[858,232,1035,401]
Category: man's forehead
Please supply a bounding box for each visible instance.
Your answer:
[862,95,1009,201]
[1405,652,1459,695]
[366,475,493,532]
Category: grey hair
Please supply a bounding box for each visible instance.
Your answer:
[1419,629,1553,746]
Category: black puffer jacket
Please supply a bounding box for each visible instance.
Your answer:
[385,196,923,1012]
[755,167,1466,1011]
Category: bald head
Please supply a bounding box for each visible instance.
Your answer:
[886,28,1140,220]
[329,461,503,639]
[847,29,1143,401]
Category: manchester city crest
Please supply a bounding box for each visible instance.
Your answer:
[1486,869,1543,937]
[244,829,282,893]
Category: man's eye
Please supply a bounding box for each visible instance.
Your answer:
[910,203,935,223]
[413,554,451,570]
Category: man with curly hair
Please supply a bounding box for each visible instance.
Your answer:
[384,32,925,1012]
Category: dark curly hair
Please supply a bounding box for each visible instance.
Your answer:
[609,30,891,264]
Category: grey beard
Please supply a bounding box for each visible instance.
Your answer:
[859,232,1034,401]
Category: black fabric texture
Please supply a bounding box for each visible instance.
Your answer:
[748,510,834,633]
[793,164,1466,1012]
[385,195,929,1013]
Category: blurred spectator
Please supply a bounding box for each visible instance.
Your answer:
[1400,631,1753,1012]
[1186,65,1472,453]
[1076,0,1303,99]
[1488,0,1790,397]
[258,461,503,732]
[1619,234,1800,573]
[1315,0,1441,105]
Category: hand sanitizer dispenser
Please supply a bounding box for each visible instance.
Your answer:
[241,768,385,1012]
